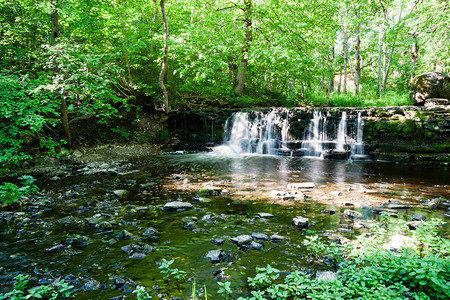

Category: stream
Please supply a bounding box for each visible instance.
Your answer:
[1,152,449,299]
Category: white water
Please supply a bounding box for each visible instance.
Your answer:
[213,109,289,156]
[213,109,366,160]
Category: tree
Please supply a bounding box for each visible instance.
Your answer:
[234,0,252,94]
[158,0,169,113]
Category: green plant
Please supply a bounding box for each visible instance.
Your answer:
[132,285,152,300]
[158,259,187,281]
[0,274,73,300]
[247,265,280,290]
[217,281,232,299]
[0,175,38,207]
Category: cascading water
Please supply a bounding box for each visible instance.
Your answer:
[335,111,347,152]
[351,112,367,159]
[213,109,289,155]
[213,109,368,160]
[301,110,327,157]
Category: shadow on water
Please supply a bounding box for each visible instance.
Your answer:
[0,153,449,299]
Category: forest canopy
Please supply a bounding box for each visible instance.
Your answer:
[0,0,449,164]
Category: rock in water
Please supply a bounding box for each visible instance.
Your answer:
[230,235,252,246]
[410,72,450,106]
[163,201,193,211]
[292,216,309,230]
[205,249,224,264]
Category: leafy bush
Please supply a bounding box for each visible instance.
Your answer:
[0,274,74,300]
[0,175,38,207]
[0,73,59,171]
[237,219,450,300]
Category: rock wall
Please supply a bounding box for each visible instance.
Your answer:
[166,106,450,166]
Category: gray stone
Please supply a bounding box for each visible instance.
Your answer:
[129,253,146,259]
[121,245,133,255]
[67,236,90,248]
[321,210,336,215]
[251,241,263,251]
[258,212,274,219]
[292,216,309,230]
[316,271,338,281]
[121,230,133,239]
[210,238,225,245]
[163,201,193,211]
[270,234,286,243]
[205,249,224,264]
[230,235,252,246]
[410,72,450,106]
[344,210,363,219]
[143,227,158,236]
[81,279,100,291]
[411,214,426,221]
[45,244,65,253]
[251,232,269,241]
[113,190,128,197]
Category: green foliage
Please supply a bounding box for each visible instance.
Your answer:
[0,175,38,207]
[0,274,74,300]
[132,285,152,300]
[239,219,450,300]
[158,258,187,282]
[0,73,59,171]
[217,281,232,299]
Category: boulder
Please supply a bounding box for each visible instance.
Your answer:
[410,72,450,106]
[343,210,363,219]
[270,234,286,243]
[163,201,193,211]
[251,232,269,241]
[205,249,224,264]
[257,212,274,219]
[230,235,252,246]
[411,214,426,221]
[292,216,309,230]
[251,241,264,251]
[67,236,90,248]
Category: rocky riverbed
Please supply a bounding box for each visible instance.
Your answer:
[1,148,449,299]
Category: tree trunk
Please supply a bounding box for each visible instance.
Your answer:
[343,3,349,94]
[159,0,169,113]
[410,26,419,85]
[354,8,361,95]
[377,15,383,98]
[61,98,72,148]
[410,1,419,88]
[51,2,59,45]
[234,0,252,94]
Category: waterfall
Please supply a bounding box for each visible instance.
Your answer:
[213,109,287,155]
[213,109,368,160]
[301,110,327,157]
[351,112,367,159]
[335,111,347,152]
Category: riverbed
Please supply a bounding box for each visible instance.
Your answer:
[1,151,449,299]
